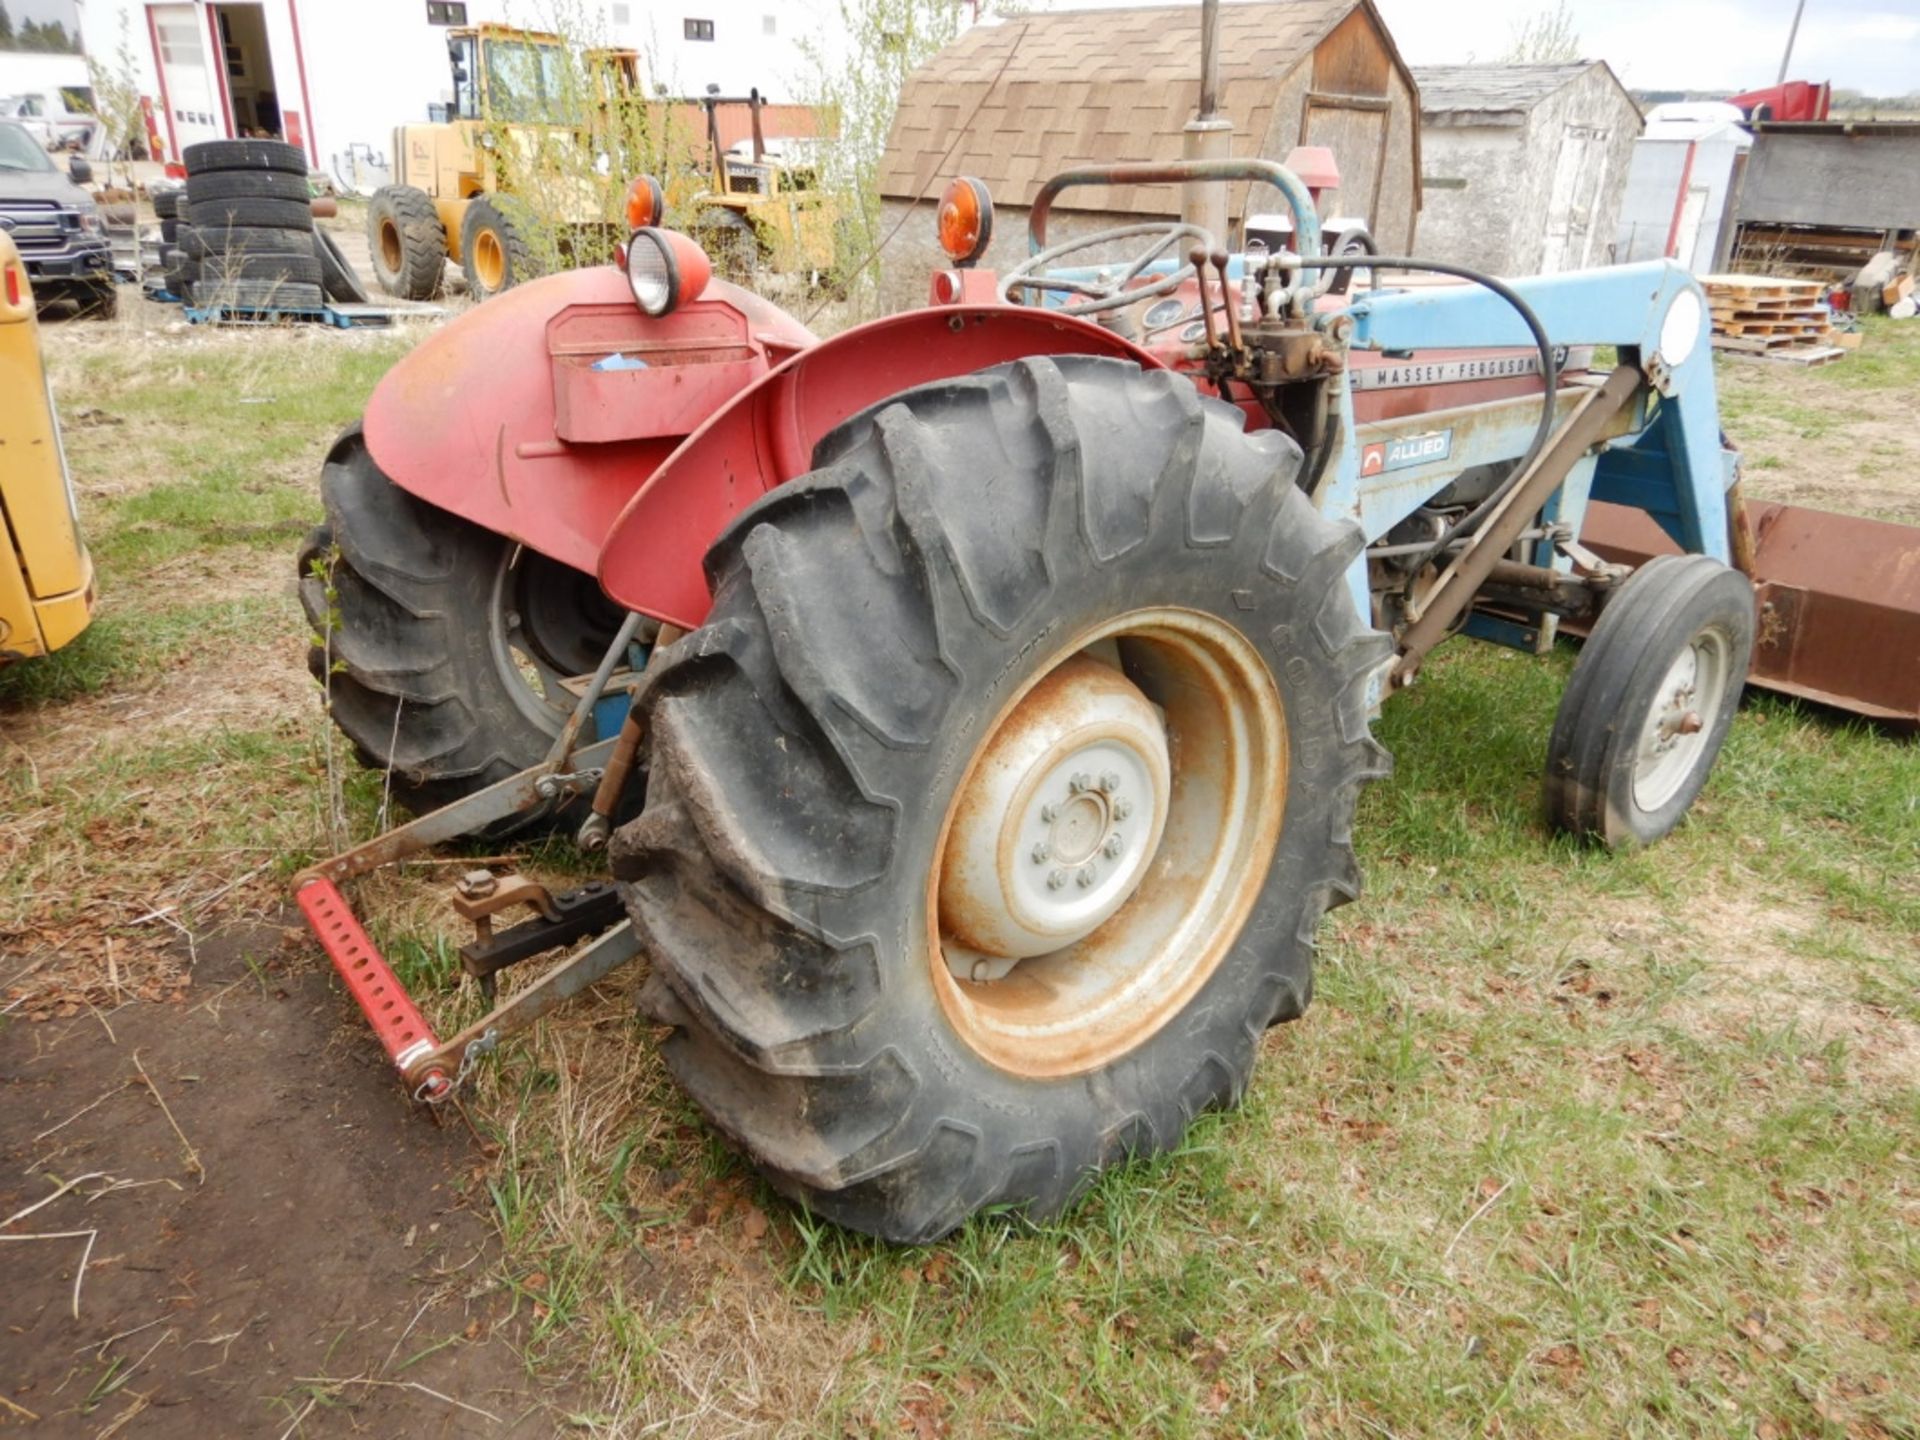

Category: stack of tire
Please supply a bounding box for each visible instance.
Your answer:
[176,139,323,311]
[152,188,194,297]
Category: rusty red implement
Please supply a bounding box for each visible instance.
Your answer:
[1580,498,1920,724]
[296,877,449,1097]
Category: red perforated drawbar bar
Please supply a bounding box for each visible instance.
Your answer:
[296,878,448,1096]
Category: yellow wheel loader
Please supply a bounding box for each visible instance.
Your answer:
[684,89,839,282]
[0,230,94,668]
[368,26,638,303]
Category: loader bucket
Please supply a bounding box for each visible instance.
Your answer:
[1577,499,1920,725]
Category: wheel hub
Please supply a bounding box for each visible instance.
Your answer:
[1633,634,1729,812]
[939,657,1169,977]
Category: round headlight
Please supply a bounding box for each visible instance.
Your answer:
[624,228,713,317]
[626,229,677,315]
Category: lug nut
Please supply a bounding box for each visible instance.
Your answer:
[1040,803,1058,823]
[1076,866,1096,888]
[1114,799,1134,821]
[1047,869,1067,891]
[1103,833,1124,858]
[1069,773,1091,793]
[1100,771,1121,793]
[1031,842,1051,863]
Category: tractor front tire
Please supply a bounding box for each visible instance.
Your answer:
[298,425,628,834]
[1546,554,1753,847]
[460,197,535,301]
[610,356,1392,1242]
[367,185,446,301]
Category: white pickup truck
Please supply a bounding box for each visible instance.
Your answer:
[0,89,95,150]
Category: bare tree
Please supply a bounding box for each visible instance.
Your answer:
[1501,2,1581,63]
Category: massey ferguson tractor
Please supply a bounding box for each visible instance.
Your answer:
[295,157,1919,1243]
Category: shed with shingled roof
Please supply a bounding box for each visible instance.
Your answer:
[872,0,1422,303]
[1412,61,1642,275]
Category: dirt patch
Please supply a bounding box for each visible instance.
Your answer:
[0,921,566,1436]
[1722,374,1920,527]
[1633,884,1920,1084]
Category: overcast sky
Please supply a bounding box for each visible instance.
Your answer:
[1371,0,1920,95]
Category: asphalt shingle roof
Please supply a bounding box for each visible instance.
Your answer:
[1412,62,1596,125]
[878,0,1374,211]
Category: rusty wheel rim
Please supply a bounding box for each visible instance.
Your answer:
[927,609,1288,1078]
[378,218,403,274]
[473,229,506,292]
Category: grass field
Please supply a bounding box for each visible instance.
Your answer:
[2,311,1916,1438]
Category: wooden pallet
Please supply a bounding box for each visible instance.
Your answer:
[1712,340,1847,366]
[1701,273,1832,350]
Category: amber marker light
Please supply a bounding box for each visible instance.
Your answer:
[624,174,665,231]
[937,176,993,268]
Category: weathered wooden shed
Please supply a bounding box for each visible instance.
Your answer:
[1413,62,1641,276]
[873,0,1421,304]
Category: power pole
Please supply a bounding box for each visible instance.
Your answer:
[1775,0,1808,84]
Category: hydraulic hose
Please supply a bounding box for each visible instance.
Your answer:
[1286,254,1559,577]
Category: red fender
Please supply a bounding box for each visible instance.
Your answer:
[362,266,816,577]
[596,305,1163,627]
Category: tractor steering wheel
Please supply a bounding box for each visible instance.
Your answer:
[998,222,1215,317]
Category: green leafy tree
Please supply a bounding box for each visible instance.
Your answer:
[799,0,970,307]
[0,4,15,48]
[1501,2,1581,63]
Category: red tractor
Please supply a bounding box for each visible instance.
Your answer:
[297,163,1917,1242]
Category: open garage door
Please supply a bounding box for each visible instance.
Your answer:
[150,4,225,158]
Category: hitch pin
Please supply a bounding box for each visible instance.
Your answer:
[1211,249,1244,352]
[1189,245,1220,350]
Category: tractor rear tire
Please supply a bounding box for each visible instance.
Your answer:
[298,425,630,834]
[460,197,535,300]
[1546,554,1753,847]
[609,356,1392,1242]
[367,185,446,301]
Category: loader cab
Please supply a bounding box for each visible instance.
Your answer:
[444,26,573,127]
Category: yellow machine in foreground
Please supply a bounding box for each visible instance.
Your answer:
[685,89,838,281]
[368,25,635,302]
[0,230,93,667]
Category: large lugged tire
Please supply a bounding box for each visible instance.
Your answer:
[298,426,629,832]
[610,356,1393,1242]
[1546,553,1753,847]
[368,186,446,300]
[459,196,536,300]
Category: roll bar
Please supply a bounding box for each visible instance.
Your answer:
[1026,158,1323,260]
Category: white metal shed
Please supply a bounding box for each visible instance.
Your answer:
[1412,61,1642,276]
